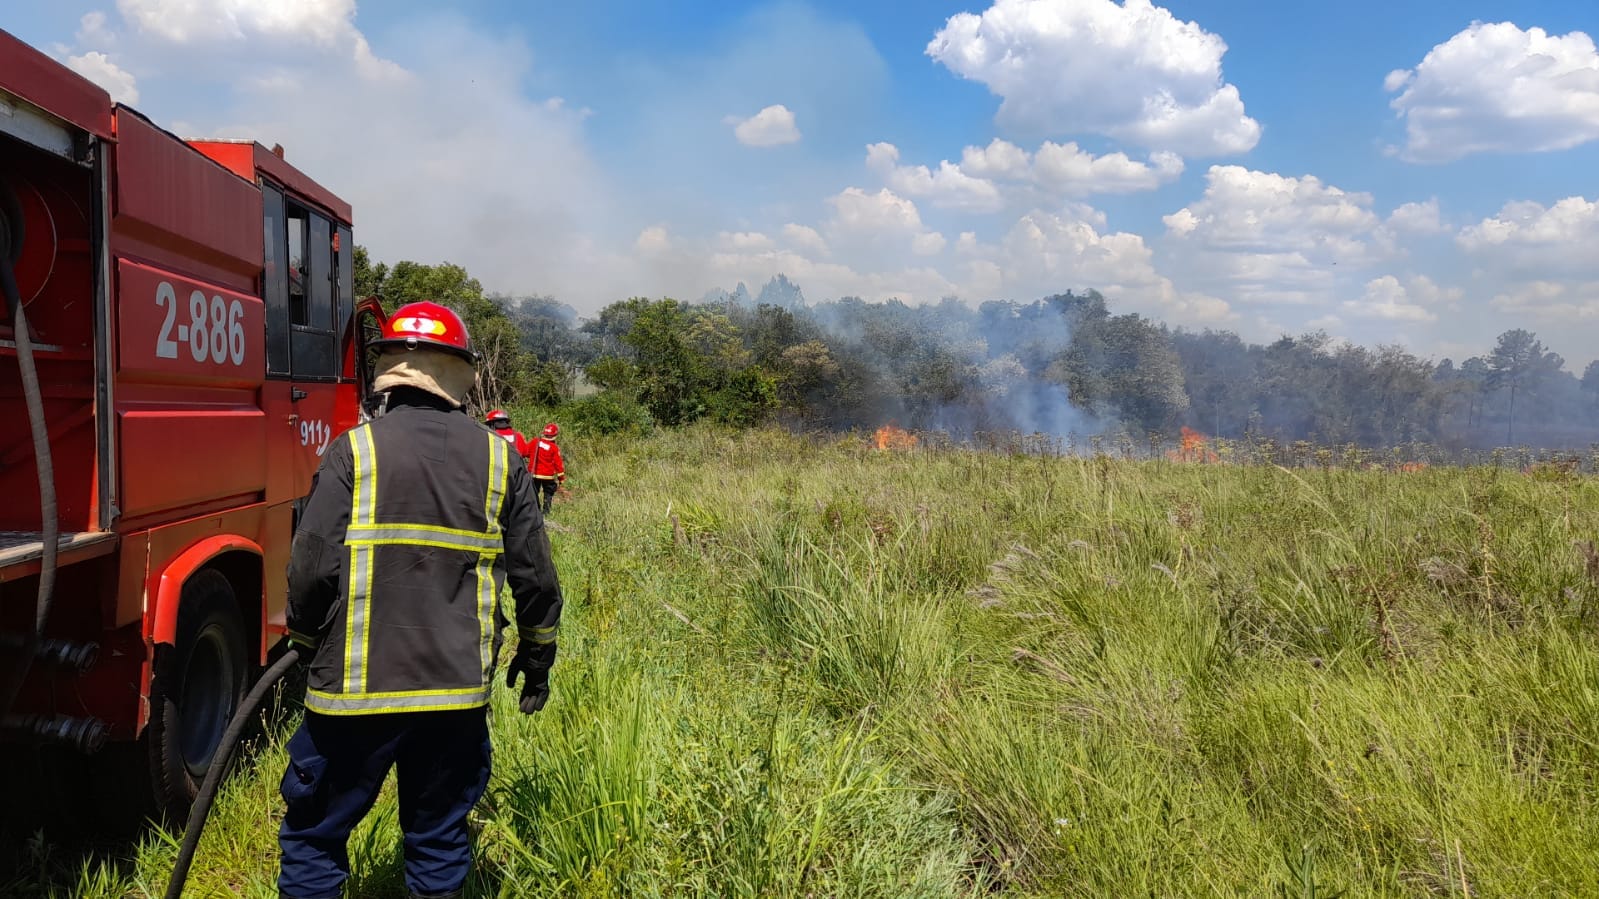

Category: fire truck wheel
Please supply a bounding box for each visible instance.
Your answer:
[148,568,248,820]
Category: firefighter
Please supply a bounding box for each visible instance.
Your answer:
[485,408,532,466]
[278,301,562,899]
[529,422,566,514]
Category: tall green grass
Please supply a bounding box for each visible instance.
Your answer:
[7,427,1598,896]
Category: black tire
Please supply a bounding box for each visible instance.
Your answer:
[147,569,248,822]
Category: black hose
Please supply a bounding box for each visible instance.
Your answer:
[0,254,57,721]
[164,647,301,899]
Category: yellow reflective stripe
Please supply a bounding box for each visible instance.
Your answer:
[519,624,557,644]
[347,522,499,544]
[305,686,490,715]
[346,537,505,555]
[308,700,489,717]
[311,685,491,699]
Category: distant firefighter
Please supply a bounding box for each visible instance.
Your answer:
[529,422,566,514]
[485,408,533,466]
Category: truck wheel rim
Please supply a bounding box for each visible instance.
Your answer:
[178,623,237,780]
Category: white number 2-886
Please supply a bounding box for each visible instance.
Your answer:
[155,281,246,366]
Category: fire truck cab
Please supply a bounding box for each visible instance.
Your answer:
[0,30,380,823]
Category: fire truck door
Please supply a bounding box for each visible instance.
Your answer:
[262,187,344,503]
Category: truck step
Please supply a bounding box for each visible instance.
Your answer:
[0,531,116,572]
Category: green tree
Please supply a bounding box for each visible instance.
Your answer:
[1487,329,1563,444]
[353,252,534,411]
[622,299,709,426]
[584,356,640,394]
[1053,309,1188,432]
[1581,360,1599,412]
[352,245,387,300]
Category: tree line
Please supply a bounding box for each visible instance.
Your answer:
[354,249,1599,449]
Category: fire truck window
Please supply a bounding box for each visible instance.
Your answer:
[286,204,338,380]
[287,209,309,326]
[262,185,290,376]
[336,224,354,380]
[308,214,333,331]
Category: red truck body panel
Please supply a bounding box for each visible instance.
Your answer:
[0,30,114,140]
[190,140,354,225]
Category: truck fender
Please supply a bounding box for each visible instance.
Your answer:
[149,535,263,645]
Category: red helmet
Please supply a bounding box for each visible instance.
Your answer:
[542,422,559,438]
[485,409,510,428]
[372,301,475,362]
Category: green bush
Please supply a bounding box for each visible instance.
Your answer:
[711,368,779,428]
[562,391,654,437]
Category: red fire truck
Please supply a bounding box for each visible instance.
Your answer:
[0,30,382,824]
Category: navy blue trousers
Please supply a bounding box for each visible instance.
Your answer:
[277,707,491,899]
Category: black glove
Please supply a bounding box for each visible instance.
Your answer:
[505,640,556,714]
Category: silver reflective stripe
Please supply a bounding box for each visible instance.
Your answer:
[346,524,501,552]
[305,687,491,715]
[346,545,371,692]
[484,431,509,539]
[477,434,509,680]
[345,426,378,694]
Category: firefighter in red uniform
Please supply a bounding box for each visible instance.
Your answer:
[529,422,565,514]
[278,301,562,899]
[485,409,532,467]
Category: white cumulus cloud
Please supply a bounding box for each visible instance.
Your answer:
[65,51,139,103]
[1162,165,1390,307]
[824,186,950,262]
[719,231,774,251]
[1489,280,1599,322]
[1386,198,1449,234]
[1387,22,1599,163]
[726,104,801,147]
[1457,196,1599,285]
[912,231,948,256]
[865,138,1183,212]
[1164,166,1381,257]
[116,0,356,44]
[1031,142,1184,194]
[1341,274,1458,322]
[781,223,829,255]
[827,186,926,234]
[1458,196,1599,253]
[980,208,1233,323]
[864,142,1004,212]
[926,0,1260,155]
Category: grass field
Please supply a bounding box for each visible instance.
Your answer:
[10,426,1599,897]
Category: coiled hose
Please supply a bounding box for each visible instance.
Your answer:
[0,252,58,722]
[164,646,300,899]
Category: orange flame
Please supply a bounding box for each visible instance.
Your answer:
[1167,426,1219,463]
[1397,461,1428,473]
[874,424,918,450]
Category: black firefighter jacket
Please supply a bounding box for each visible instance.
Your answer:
[286,388,563,716]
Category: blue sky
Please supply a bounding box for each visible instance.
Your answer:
[10,0,1599,364]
